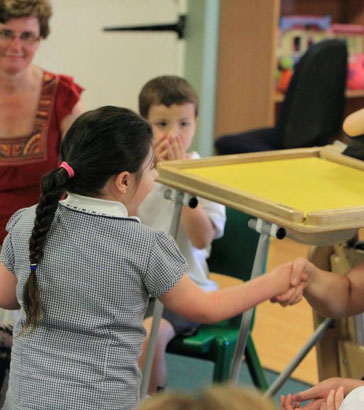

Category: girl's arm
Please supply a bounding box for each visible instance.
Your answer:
[159,263,295,323]
[281,258,364,318]
[0,262,19,309]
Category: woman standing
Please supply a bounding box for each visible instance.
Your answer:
[0,1,84,402]
[0,0,84,247]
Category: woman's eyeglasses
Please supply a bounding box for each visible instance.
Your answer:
[0,29,40,46]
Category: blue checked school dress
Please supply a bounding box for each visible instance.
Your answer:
[0,194,187,409]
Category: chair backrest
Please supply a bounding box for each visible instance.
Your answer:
[276,39,348,149]
[207,208,262,282]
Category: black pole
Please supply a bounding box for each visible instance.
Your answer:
[103,15,186,39]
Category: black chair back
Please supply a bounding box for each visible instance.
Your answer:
[214,39,348,155]
[277,39,347,149]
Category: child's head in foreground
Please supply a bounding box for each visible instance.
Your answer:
[138,75,199,155]
[138,384,277,410]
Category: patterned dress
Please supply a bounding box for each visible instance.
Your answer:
[0,71,84,244]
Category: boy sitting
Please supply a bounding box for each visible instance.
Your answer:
[138,75,226,394]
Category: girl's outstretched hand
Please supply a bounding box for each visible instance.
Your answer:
[271,258,315,306]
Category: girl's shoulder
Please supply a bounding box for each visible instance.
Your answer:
[5,206,36,233]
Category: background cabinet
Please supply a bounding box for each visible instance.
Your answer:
[215,0,364,139]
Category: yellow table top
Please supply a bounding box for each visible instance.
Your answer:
[184,157,364,214]
[157,147,364,243]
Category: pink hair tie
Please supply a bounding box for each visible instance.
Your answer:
[59,161,75,179]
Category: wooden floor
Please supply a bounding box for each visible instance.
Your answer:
[252,237,319,385]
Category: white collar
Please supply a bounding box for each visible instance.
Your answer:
[61,192,140,221]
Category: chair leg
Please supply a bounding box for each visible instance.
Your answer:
[245,333,268,391]
[212,337,236,383]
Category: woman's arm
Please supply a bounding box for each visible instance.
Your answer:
[60,100,84,138]
[275,258,364,318]
[159,263,297,323]
[304,261,364,318]
[0,262,19,309]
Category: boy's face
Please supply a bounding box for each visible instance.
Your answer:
[147,103,197,152]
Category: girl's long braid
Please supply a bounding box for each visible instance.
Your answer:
[22,106,153,333]
[24,168,69,332]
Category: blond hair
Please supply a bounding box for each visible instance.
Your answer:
[0,0,52,38]
[139,384,277,410]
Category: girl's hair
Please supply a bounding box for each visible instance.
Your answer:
[0,0,52,38]
[138,384,277,410]
[138,75,199,119]
[24,106,153,332]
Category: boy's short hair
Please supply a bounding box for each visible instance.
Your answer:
[139,75,199,119]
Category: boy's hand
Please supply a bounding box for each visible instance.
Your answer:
[154,135,186,162]
[271,258,315,306]
[154,135,170,162]
[166,135,186,161]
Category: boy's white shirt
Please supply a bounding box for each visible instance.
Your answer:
[138,152,226,292]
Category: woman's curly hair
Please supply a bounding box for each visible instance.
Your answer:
[0,0,52,38]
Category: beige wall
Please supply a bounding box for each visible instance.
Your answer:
[34,0,186,112]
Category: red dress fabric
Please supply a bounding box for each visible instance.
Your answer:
[0,71,84,243]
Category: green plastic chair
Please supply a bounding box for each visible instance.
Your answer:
[167,208,268,390]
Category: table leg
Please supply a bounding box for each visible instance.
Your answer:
[310,244,364,381]
[264,318,334,396]
[229,218,285,383]
[140,189,197,399]
[140,190,184,399]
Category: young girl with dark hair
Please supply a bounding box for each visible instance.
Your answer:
[0,106,307,409]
